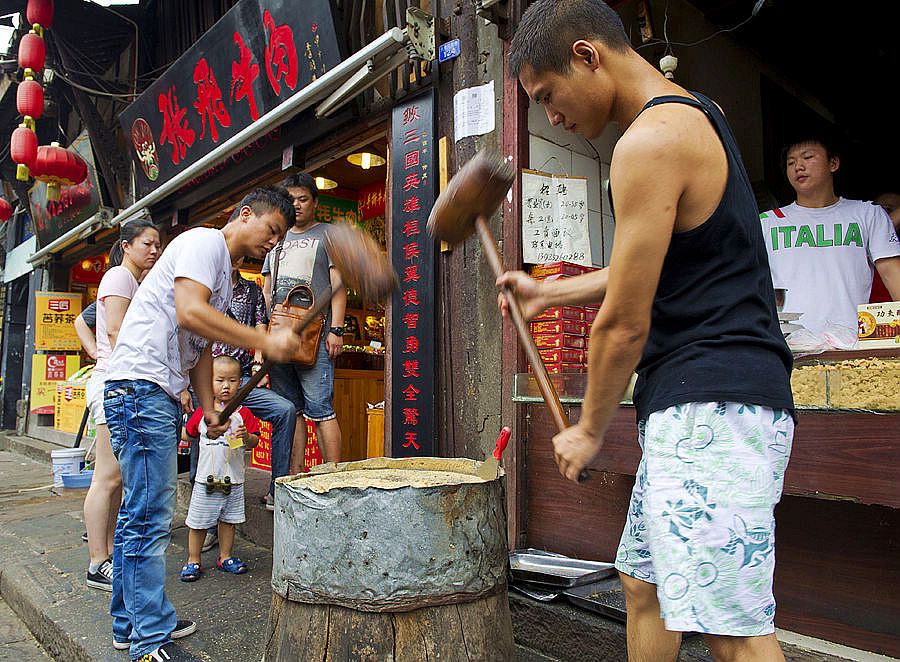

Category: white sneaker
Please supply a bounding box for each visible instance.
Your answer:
[201,531,218,552]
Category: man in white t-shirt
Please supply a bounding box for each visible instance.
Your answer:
[103,187,298,662]
[761,137,900,336]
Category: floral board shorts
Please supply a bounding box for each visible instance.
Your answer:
[614,401,794,636]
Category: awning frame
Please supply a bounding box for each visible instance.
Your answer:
[28,26,414,265]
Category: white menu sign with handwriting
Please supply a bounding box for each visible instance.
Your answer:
[522,169,591,266]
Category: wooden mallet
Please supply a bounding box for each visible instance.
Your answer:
[218,222,398,423]
[427,150,590,483]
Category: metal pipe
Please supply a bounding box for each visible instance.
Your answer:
[28,27,407,264]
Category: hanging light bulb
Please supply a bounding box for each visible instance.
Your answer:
[347,152,386,169]
[659,54,678,80]
[315,176,338,190]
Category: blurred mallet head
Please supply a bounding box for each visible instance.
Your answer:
[427,150,514,245]
[325,222,398,301]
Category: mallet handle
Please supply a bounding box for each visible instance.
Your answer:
[474,216,590,483]
[218,279,341,424]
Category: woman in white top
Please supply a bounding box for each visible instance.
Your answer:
[83,219,160,591]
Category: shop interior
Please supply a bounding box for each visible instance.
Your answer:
[63,131,390,463]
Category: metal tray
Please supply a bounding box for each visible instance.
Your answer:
[509,550,616,588]
[562,577,626,623]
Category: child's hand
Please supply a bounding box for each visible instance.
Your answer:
[235,425,250,443]
[246,434,260,450]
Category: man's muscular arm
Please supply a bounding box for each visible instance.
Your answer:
[551,125,685,482]
[174,277,298,363]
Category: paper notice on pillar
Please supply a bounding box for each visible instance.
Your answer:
[522,169,592,266]
[453,80,496,141]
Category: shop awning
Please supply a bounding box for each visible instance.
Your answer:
[28,25,420,265]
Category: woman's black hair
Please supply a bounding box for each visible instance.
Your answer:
[108,218,158,267]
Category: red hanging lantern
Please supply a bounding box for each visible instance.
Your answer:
[32,142,89,201]
[0,198,13,223]
[18,31,45,77]
[16,79,44,130]
[10,124,38,181]
[26,0,54,31]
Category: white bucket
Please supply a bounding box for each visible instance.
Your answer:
[51,448,86,487]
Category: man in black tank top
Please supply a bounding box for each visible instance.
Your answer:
[500,1,793,660]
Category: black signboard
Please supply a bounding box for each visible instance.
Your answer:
[119,0,341,197]
[29,130,101,249]
[390,89,436,458]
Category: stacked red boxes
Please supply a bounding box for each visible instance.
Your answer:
[528,262,599,374]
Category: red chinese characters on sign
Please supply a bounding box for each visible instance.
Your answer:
[404,265,419,283]
[263,10,298,96]
[403,431,419,449]
[403,106,421,125]
[193,58,231,142]
[402,289,419,306]
[402,197,420,213]
[231,32,260,121]
[402,219,419,237]
[158,86,195,165]
[403,408,419,425]
[403,312,418,328]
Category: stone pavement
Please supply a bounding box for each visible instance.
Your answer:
[0,597,53,661]
[0,441,558,662]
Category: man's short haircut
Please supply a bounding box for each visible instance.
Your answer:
[781,135,840,166]
[213,355,241,373]
[509,0,630,79]
[232,186,294,226]
[281,172,319,200]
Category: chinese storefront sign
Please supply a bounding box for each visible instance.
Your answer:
[390,90,436,457]
[315,195,359,225]
[29,130,101,249]
[35,292,82,351]
[30,354,80,415]
[522,169,592,267]
[250,417,323,472]
[119,0,341,197]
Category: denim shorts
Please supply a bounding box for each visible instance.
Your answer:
[268,338,335,421]
[615,401,794,636]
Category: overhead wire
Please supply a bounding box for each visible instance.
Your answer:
[637,0,764,52]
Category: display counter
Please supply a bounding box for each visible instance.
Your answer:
[514,355,900,656]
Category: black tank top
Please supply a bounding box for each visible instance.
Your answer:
[618,92,794,420]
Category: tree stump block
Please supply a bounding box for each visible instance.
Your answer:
[263,589,515,661]
[263,457,516,661]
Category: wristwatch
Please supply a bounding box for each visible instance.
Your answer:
[329,326,345,337]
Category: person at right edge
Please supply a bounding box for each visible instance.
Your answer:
[499,2,794,660]
[262,173,346,480]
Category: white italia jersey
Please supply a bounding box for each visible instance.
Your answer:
[760,198,900,334]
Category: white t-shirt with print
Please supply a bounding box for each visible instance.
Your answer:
[760,198,900,334]
[106,228,233,398]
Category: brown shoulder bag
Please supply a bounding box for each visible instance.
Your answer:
[267,243,324,366]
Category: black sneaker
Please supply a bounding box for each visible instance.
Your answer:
[86,557,113,591]
[81,531,88,542]
[262,493,275,511]
[135,642,202,661]
[171,620,197,639]
[113,620,195,650]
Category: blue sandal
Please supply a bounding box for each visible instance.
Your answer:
[180,562,202,582]
[216,556,247,574]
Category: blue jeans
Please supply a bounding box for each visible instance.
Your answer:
[188,376,296,496]
[104,379,179,659]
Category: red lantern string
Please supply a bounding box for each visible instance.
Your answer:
[33,143,89,201]
[26,0,54,33]
[16,79,44,130]
[10,125,38,181]
[0,198,13,223]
